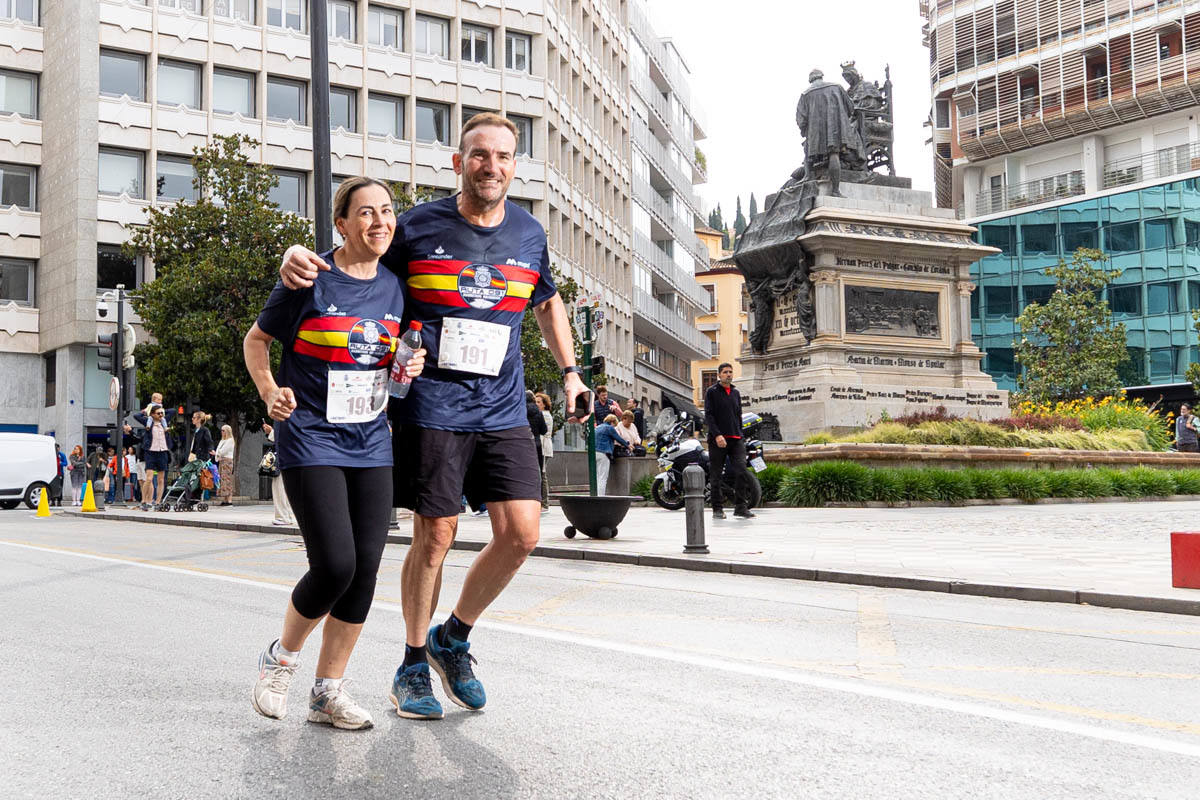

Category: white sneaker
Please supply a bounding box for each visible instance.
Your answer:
[307,681,374,730]
[272,518,293,526]
[252,641,297,720]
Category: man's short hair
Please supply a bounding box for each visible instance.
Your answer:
[630,398,640,407]
[718,362,733,372]
[459,112,520,154]
[1183,404,1192,412]
[596,385,608,394]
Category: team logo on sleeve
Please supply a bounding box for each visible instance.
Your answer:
[457,264,508,309]
[347,319,393,365]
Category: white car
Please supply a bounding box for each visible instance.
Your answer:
[0,433,59,509]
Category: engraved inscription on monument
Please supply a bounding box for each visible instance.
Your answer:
[844,285,940,339]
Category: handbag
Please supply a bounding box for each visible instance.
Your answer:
[258,449,280,477]
[199,467,215,491]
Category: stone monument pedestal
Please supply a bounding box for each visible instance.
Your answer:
[739,181,1008,440]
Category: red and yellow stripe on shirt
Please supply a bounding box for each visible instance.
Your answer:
[293,316,400,365]
[406,259,539,313]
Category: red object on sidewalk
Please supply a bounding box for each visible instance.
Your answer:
[1170,533,1200,588]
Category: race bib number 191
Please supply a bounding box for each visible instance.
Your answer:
[437,317,509,376]
[326,369,388,424]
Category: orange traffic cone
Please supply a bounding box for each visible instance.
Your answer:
[35,486,50,517]
[81,481,98,513]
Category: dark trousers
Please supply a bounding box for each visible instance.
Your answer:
[1179,441,1198,452]
[708,436,749,511]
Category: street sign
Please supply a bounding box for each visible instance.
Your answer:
[108,376,121,411]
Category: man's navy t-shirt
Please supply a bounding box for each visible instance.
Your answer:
[384,196,556,432]
[256,252,406,469]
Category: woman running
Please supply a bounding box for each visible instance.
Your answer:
[243,177,424,730]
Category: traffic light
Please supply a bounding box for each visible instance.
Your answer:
[97,331,120,376]
[590,355,606,376]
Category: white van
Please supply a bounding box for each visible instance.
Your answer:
[0,433,59,509]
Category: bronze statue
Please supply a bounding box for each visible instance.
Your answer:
[841,61,896,176]
[795,69,866,197]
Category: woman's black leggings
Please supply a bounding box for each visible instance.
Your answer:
[282,465,392,625]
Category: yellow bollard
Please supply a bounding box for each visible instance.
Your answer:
[35,486,50,517]
[81,481,98,513]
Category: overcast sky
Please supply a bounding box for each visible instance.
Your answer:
[644,0,934,222]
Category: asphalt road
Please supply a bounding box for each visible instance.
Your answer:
[3,512,1199,799]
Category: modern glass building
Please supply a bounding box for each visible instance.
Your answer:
[972,177,1200,392]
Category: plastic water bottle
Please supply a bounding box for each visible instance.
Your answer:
[389,321,423,399]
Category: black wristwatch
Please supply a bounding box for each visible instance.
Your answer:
[562,366,583,379]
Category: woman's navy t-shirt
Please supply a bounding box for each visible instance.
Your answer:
[256,251,405,470]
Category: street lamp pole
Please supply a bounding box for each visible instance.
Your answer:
[310,0,332,253]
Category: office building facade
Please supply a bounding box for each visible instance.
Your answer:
[921,0,1200,393]
[0,0,708,445]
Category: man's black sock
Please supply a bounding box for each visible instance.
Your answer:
[443,613,473,644]
[402,644,427,667]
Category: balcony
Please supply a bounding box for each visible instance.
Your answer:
[633,123,701,215]
[973,170,1085,217]
[634,231,711,310]
[632,177,707,264]
[1102,141,1200,190]
[633,287,710,357]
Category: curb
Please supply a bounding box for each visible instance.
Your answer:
[60,510,1200,618]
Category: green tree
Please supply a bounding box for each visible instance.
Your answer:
[520,266,583,426]
[1186,310,1200,393]
[1013,248,1129,402]
[126,135,314,469]
[749,193,758,220]
[733,196,747,242]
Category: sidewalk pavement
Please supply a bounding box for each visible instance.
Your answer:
[63,499,1200,616]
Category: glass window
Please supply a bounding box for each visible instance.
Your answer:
[510,197,533,213]
[986,347,1016,377]
[330,86,356,131]
[267,77,306,124]
[506,31,531,72]
[1105,221,1140,253]
[99,50,145,101]
[509,114,533,157]
[461,106,490,129]
[416,101,450,144]
[461,23,493,66]
[367,93,404,138]
[1061,222,1098,252]
[984,285,1017,317]
[0,69,37,118]
[1109,284,1141,316]
[156,155,196,203]
[1189,280,1200,311]
[1144,218,1177,251]
[158,0,204,13]
[702,284,716,312]
[269,169,307,216]
[1020,223,1056,255]
[0,0,37,24]
[1150,347,1175,380]
[415,14,449,58]
[157,59,201,108]
[0,258,34,305]
[979,224,1013,254]
[367,4,401,48]
[970,287,980,320]
[328,0,355,41]
[98,148,144,198]
[0,162,35,210]
[213,0,254,23]
[266,0,305,31]
[1022,283,1054,307]
[212,69,255,116]
[1147,282,1178,315]
[97,245,140,289]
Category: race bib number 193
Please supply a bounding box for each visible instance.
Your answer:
[326,369,388,424]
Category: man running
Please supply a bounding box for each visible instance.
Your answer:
[279,112,589,719]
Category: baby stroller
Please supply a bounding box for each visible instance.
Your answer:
[156,459,212,512]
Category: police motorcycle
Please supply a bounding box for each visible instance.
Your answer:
[649,409,765,511]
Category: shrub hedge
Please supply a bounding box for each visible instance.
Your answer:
[769,462,1200,507]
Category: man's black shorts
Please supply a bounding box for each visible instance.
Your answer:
[393,425,541,517]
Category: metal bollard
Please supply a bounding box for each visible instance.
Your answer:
[683,464,708,554]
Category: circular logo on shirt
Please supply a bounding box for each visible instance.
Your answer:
[457,264,507,309]
[347,319,393,365]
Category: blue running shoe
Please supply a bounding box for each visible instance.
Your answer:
[427,624,486,710]
[389,663,444,720]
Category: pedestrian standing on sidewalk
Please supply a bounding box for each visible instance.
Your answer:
[215,424,236,506]
[244,176,424,731]
[68,445,86,506]
[1176,404,1198,452]
[51,443,67,506]
[125,446,141,503]
[138,405,173,509]
[704,362,754,520]
[535,392,554,511]
[593,414,622,495]
[190,411,216,463]
[263,423,295,527]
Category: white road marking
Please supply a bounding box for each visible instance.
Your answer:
[5,539,1200,758]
